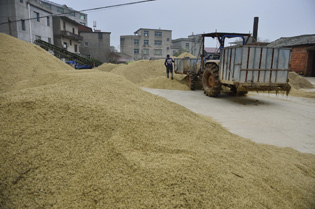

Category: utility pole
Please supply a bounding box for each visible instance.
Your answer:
[8,17,12,36]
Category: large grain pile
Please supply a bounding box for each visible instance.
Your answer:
[1,33,315,208]
[97,59,189,90]
[177,52,196,58]
[288,72,315,98]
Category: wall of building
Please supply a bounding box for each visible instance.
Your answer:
[53,17,81,53]
[28,2,54,43]
[41,0,88,26]
[120,35,137,59]
[120,28,172,60]
[0,0,54,44]
[290,46,309,75]
[80,32,111,62]
[171,35,202,57]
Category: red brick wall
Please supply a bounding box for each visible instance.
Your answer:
[290,46,309,75]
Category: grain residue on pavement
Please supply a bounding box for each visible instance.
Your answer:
[1,33,315,209]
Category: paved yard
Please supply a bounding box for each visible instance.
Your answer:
[143,88,315,154]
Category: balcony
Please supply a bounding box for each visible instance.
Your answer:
[60,30,83,41]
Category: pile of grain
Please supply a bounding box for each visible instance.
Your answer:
[288,72,315,98]
[140,76,189,90]
[289,72,314,89]
[97,59,190,90]
[97,63,124,72]
[1,33,315,208]
[177,52,196,58]
[0,33,73,93]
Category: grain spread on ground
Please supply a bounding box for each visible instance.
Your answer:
[1,33,315,208]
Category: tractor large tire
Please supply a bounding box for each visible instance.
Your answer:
[187,71,197,90]
[202,64,221,97]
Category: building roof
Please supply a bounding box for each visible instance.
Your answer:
[134,28,172,33]
[57,16,82,26]
[268,34,315,47]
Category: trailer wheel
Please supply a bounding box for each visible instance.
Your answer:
[202,64,221,97]
[187,71,197,90]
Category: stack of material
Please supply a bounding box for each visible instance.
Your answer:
[288,72,315,98]
[97,60,189,90]
[1,33,315,208]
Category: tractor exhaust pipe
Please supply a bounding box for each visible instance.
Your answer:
[253,17,259,42]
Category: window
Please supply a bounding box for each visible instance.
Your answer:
[35,35,41,40]
[47,17,50,26]
[34,12,40,22]
[70,40,72,46]
[20,0,23,3]
[98,33,103,39]
[134,49,139,54]
[48,38,51,44]
[80,14,86,20]
[154,49,162,55]
[57,7,64,14]
[42,2,51,8]
[134,39,139,45]
[63,42,67,48]
[74,44,78,52]
[186,43,189,50]
[155,40,162,46]
[144,31,149,37]
[155,31,162,37]
[63,21,66,30]
[144,40,149,46]
[70,11,75,16]
[143,49,149,55]
[84,42,89,47]
[167,38,170,42]
[120,38,125,44]
[21,19,25,31]
[167,47,170,51]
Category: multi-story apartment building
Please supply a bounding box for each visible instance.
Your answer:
[0,0,54,43]
[40,0,87,26]
[0,0,87,45]
[171,34,202,57]
[120,28,172,60]
[53,16,82,53]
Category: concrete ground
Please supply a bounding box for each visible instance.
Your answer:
[143,88,315,155]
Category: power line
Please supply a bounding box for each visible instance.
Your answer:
[0,0,156,26]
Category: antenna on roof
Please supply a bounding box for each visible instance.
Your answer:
[93,21,97,31]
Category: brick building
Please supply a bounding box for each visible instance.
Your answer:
[268,34,315,76]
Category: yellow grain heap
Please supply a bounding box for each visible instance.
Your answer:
[1,33,315,208]
[288,72,315,98]
[176,52,196,58]
[97,59,189,90]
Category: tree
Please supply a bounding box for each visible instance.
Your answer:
[110,46,117,52]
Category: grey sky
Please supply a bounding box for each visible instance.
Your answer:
[51,0,315,50]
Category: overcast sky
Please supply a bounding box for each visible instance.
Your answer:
[51,0,315,50]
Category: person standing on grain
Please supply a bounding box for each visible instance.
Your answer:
[164,54,174,80]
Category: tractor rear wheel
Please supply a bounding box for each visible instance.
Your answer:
[202,64,221,97]
[187,71,197,90]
